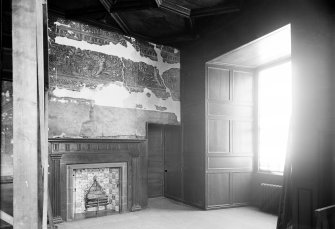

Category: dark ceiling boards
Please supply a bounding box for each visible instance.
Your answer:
[48,0,242,47]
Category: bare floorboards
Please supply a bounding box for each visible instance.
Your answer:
[57,197,277,229]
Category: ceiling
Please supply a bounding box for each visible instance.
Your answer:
[208,24,291,68]
[48,0,244,47]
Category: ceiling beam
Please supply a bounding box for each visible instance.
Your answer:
[99,0,131,35]
[156,0,190,17]
[109,12,131,35]
[191,4,240,18]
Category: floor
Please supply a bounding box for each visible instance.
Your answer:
[56,197,277,229]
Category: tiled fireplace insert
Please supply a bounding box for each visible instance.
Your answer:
[48,139,147,223]
[68,162,127,220]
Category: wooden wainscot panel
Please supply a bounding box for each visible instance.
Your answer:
[207,67,230,101]
[232,121,253,155]
[208,102,253,119]
[48,138,147,223]
[232,70,253,104]
[207,173,230,207]
[208,156,253,171]
[208,119,229,153]
[231,172,252,205]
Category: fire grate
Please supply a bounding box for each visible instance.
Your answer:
[85,176,110,211]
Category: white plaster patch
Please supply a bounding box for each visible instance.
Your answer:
[52,83,180,121]
[54,22,71,27]
[54,36,180,75]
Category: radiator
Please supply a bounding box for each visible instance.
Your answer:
[260,183,283,214]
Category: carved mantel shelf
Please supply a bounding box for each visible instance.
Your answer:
[48,138,148,223]
[48,138,147,143]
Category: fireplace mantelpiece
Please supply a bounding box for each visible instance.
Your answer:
[48,138,147,223]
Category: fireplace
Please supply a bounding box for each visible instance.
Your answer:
[67,162,127,220]
[48,139,147,223]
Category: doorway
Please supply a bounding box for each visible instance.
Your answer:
[147,124,182,201]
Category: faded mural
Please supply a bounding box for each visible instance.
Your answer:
[48,15,180,138]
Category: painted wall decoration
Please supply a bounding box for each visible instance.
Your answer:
[48,15,180,138]
[1,81,13,178]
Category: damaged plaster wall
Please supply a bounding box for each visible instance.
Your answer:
[48,15,180,138]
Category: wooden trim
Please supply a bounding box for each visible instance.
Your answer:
[206,202,249,210]
[206,63,255,72]
[48,138,146,143]
[99,0,131,35]
[157,0,191,18]
[109,12,131,35]
[315,205,335,213]
[0,210,13,225]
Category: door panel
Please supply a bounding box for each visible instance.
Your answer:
[164,125,182,201]
[147,124,164,198]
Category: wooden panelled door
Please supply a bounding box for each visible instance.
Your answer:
[205,64,254,208]
[147,124,182,200]
[148,124,164,198]
[164,125,182,201]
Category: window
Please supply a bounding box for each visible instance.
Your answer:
[258,61,292,173]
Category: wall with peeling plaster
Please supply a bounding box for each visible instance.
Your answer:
[48,15,180,138]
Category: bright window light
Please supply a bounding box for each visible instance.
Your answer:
[258,61,292,173]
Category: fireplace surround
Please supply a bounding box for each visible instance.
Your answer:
[48,138,147,223]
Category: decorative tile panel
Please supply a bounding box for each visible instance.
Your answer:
[73,167,121,214]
